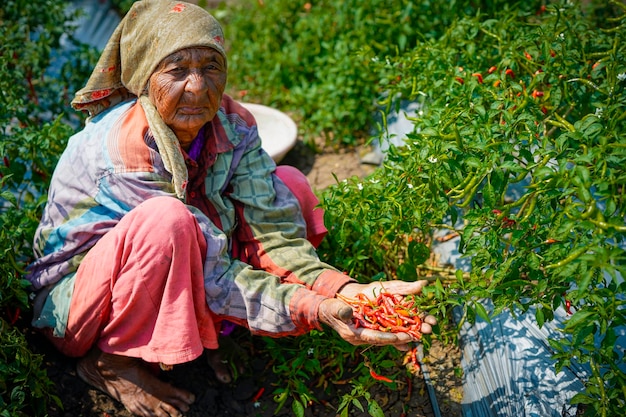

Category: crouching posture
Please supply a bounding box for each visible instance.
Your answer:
[25,1,436,416]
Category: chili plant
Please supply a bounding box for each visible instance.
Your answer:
[1,0,97,414]
[320,1,625,415]
[261,330,362,417]
[220,0,515,148]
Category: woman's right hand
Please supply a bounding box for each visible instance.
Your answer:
[318,298,417,350]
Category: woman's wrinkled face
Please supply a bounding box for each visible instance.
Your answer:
[148,47,227,149]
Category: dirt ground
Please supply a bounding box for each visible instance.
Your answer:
[28,142,464,417]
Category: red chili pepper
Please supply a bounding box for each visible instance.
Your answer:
[252,387,265,402]
[531,90,544,99]
[355,314,379,330]
[455,77,464,85]
[411,347,418,366]
[3,156,9,167]
[493,79,501,87]
[501,217,516,229]
[505,68,515,79]
[395,308,411,317]
[380,293,397,316]
[398,313,417,325]
[407,329,422,340]
[375,314,397,329]
[6,307,20,325]
[404,347,421,373]
[472,73,483,84]
[406,375,413,398]
[524,51,533,61]
[369,369,393,383]
[340,290,423,339]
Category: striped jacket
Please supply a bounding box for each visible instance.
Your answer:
[26,94,351,337]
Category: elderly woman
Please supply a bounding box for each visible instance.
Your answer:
[25,1,436,416]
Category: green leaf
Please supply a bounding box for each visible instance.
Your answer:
[535,307,545,328]
[576,269,594,300]
[564,310,596,332]
[352,398,364,412]
[292,399,305,417]
[571,392,596,405]
[435,278,445,299]
[368,399,385,417]
[482,182,496,208]
[0,191,16,206]
[407,241,430,266]
[397,263,418,282]
[473,301,491,323]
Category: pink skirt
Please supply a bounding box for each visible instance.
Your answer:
[42,167,326,365]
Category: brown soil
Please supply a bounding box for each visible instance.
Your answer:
[29,142,464,417]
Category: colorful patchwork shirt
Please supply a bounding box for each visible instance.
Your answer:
[25,94,352,337]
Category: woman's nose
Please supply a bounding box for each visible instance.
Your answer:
[185,71,209,93]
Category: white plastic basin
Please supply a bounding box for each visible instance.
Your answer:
[239,102,298,163]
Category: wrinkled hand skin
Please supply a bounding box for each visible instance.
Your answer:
[318,280,437,351]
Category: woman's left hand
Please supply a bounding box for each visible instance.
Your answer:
[318,280,437,351]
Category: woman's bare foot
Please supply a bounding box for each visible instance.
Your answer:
[77,348,195,417]
[206,335,247,384]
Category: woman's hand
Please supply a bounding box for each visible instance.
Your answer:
[318,280,437,351]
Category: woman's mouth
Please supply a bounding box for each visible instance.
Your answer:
[179,106,205,115]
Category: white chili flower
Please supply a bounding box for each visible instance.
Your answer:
[618,73,626,81]
[428,156,438,163]
[357,183,364,191]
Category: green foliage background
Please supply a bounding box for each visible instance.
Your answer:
[1,0,624,416]
[316,1,626,416]
[222,0,512,147]
[0,0,98,414]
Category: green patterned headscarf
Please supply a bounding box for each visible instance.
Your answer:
[72,0,227,199]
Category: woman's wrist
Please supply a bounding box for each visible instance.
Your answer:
[336,282,360,297]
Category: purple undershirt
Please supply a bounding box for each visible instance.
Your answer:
[187,125,206,161]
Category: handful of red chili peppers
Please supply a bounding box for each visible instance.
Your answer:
[337,290,423,340]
